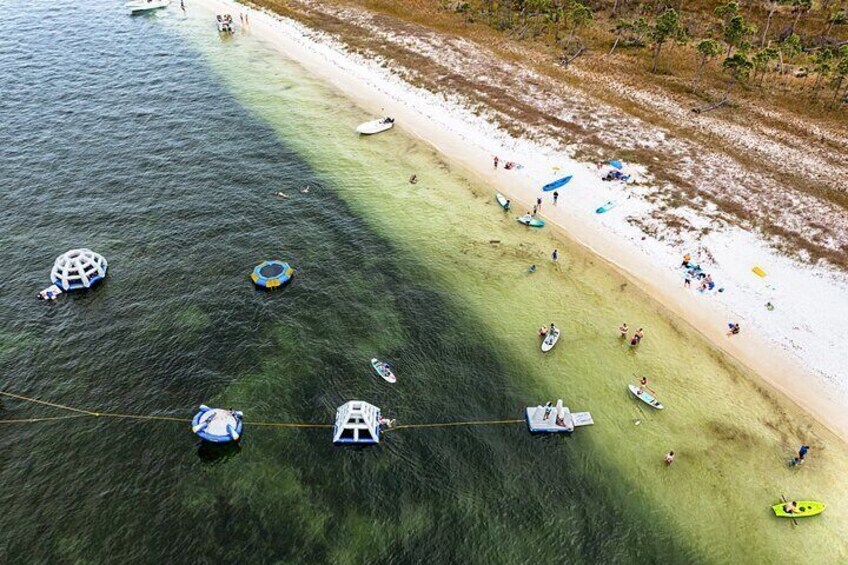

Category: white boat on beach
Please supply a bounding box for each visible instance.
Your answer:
[356,117,395,135]
[127,0,170,14]
[217,14,235,33]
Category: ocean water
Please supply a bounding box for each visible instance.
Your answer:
[1,1,847,563]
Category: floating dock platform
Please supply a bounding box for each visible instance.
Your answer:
[525,399,593,433]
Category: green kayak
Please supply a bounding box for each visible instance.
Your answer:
[772,501,826,518]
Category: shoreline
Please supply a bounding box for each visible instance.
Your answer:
[199,0,848,441]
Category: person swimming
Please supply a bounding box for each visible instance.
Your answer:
[538,325,549,337]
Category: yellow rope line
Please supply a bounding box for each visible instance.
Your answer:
[0,390,526,431]
[388,419,524,431]
[250,422,334,428]
[0,414,93,424]
[0,391,98,416]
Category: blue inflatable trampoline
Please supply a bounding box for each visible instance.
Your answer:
[251,260,294,289]
[191,405,243,443]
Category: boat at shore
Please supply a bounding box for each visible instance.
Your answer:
[217,14,235,33]
[542,175,572,192]
[127,0,170,14]
[356,117,394,135]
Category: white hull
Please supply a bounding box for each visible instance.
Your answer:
[127,0,170,14]
[356,118,394,135]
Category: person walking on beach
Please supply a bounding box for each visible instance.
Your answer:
[493,156,499,169]
[552,249,558,262]
[791,445,810,466]
[684,273,691,288]
[553,190,559,205]
[536,196,542,211]
[664,451,675,465]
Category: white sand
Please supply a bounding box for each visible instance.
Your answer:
[196,0,848,439]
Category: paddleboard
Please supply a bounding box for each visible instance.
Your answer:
[596,201,617,214]
[772,501,825,518]
[628,384,664,409]
[517,215,545,228]
[371,358,397,383]
[495,192,509,210]
[541,326,561,352]
[542,175,572,192]
[356,118,394,135]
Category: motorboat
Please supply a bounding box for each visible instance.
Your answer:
[356,117,395,135]
[217,14,235,33]
[127,0,170,14]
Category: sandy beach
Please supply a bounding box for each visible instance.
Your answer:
[198,0,848,441]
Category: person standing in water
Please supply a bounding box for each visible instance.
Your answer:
[552,249,558,262]
[553,190,559,204]
[664,451,675,465]
[791,445,810,466]
[619,323,628,337]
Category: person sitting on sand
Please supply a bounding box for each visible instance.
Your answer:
[619,323,628,337]
[664,451,675,465]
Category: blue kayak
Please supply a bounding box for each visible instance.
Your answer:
[542,175,572,192]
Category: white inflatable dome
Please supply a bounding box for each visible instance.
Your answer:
[50,248,108,291]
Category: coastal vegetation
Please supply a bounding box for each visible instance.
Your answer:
[448,0,848,112]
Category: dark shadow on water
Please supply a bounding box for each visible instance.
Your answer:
[197,440,242,464]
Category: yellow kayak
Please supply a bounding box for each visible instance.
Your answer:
[772,501,826,518]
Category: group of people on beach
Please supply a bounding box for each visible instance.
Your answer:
[681,254,719,294]
[619,323,645,347]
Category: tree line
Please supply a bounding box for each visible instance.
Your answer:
[446,1,848,111]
